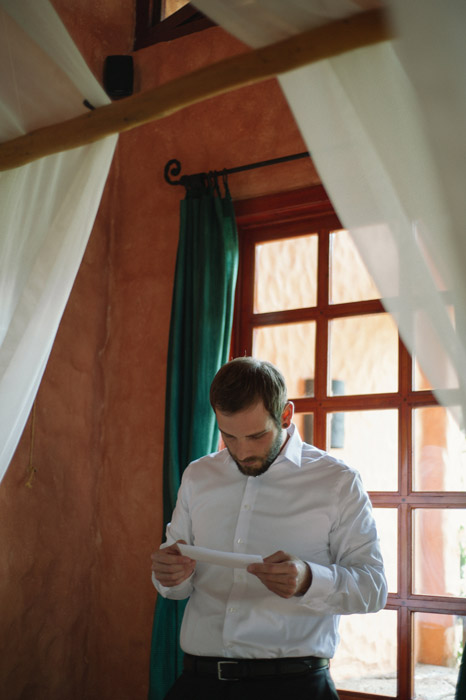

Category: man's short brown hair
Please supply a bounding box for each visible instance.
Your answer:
[209,357,287,426]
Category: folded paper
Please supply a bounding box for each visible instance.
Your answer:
[177,543,263,569]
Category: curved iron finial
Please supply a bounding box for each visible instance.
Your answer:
[164,159,183,185]
[163,158,211,196]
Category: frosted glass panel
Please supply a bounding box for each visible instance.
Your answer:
[332,609,397,696]
[413,305,458,393]
[329,314,398,395]
[413,612,463,700]
[254,235,317,313]
[413,406,466,492]
[330,229,380,303]
[414,357,433,391]
[163,0,190,19]
[253,322,316,399]
[294,413,314,445]
[413,508,466,598]
[327,409,398,491]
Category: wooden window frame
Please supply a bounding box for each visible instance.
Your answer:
[232,185,466,700]
[134,1,215,50]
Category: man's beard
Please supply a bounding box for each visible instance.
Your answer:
[230,428,284,477]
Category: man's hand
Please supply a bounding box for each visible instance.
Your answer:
[151,540,195,587]
[247,550,312,598]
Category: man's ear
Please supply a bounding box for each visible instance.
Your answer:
[281,401,294,429]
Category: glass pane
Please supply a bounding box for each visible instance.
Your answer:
[254,235,317,313]
[253,322,316,399]
[414,357,433,391]
[413,305,458,392]
[332,609,397,696]
[329,313,398,395]
[413,508,466,597]
[163,0,190,19]
[327,409,398,491]
[413,612,464,700]
[294,413,314,445]
[373,508,398,593]
[413,406,466,492]
[330,229,380,303]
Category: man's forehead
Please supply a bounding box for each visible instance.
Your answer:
[215,401,274,435]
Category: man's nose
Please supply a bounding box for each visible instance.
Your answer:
[235,441,255,461]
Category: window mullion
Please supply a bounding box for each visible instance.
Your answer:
[313,229,330,449]
[398,606,413,699]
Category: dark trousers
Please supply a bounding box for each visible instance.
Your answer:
[164,666,340,700]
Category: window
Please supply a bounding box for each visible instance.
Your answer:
[134,1,214,49]
[233,186,466,699]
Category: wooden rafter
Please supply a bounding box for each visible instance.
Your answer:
[0,9,394,172]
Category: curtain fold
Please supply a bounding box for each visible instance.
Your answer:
[149,175,238,700]
[193,0,466,425]
[0,0,117,483]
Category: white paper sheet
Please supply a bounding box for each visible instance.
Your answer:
[177,543,263,569]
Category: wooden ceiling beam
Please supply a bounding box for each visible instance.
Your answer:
[0,9,394,172]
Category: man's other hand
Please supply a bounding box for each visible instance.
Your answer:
[151,540,195,587]
[247,550,312,598]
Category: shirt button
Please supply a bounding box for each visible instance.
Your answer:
[243,504,250,510]
[237,538,243,544]
[228,607,237,613]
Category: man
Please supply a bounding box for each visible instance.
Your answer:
[151,357,387,699]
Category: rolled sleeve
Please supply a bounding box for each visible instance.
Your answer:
[298,471,387,615]
[152,570,194,599]
[151,473,195,599]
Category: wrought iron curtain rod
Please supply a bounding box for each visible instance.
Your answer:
[164,152,310,187]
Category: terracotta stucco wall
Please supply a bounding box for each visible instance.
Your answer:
[0,5,317,699]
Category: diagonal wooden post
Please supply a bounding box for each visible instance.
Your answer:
[0,9,393,172]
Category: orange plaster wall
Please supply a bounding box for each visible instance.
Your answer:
[0,6,319,700]
[0,177,115,698]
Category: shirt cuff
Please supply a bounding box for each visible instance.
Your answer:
[152,570,194,599]
[298,562,334,606]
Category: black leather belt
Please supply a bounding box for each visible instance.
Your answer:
[183,654,329,681]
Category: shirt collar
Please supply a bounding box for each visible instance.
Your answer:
[274,422,303,468]
[220,422,304,470]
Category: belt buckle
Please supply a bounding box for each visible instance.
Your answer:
[217,660,239,681]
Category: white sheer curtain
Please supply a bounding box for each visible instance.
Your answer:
[194,0,466,424]
[0,0,117,483]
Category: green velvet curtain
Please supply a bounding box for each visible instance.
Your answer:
[148,173,239,700]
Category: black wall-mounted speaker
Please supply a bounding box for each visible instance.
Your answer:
[103,55,134,99]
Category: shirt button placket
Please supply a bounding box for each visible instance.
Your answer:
[222,478,260,653]
[233,477,258,553]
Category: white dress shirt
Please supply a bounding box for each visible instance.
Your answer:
[152,424,387,659]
